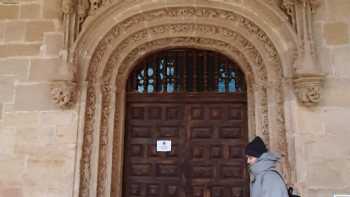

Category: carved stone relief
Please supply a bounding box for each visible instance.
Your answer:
[79,84,96,197]
[50,80,77,109]
[52,1,326,197]
[293,73,324,106]
[75,7,290,197]
[61,0,321,42]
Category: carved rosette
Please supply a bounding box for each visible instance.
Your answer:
[50,80,77,109]
[293,74,324,106]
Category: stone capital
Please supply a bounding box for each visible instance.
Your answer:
[304,0,321,9]
[293,73,324,107]
[50,80,77,109]
[62,0,75,15]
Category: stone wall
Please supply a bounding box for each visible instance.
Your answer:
[0,0,78,196]
[293,0,350,196]
[0,0,349,197]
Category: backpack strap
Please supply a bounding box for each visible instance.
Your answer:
[260,169,285,185]
[262,170,300,197]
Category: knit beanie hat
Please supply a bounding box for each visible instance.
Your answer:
[245,136,267,158]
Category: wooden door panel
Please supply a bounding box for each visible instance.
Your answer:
[186,102,247,197]
[124,95,248,197]
[125,102,186,197]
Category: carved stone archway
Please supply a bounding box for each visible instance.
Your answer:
[55,1,325,197]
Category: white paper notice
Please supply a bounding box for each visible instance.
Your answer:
[156,140,171,152]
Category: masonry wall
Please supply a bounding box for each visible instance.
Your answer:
[293,0,350,196]
[0,0,78,196]
[0,0,350,197]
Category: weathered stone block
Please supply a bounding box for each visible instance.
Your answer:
[321,78,350,107]
[3,112,39,127]
[0,4,19,19]
[328,0,350,20]
[0,127,16,155]
[307,159,350,189]
[296,106,325,135]
[318,47,332,75]
[14,84,59,111]
[16,127,55,145]
[43,0,61,19]
[0,103,2,120]
[307,135,350,160]
[0,187,23,197]
[0,156,25,183]
[43,33,64,55]
[332,46,350,77]
[20,3,40,19]
[15,142,76,159]
[29,58,60,81]
[0,77,14,103]
[0,43,41,57]
[321,108,350,137]
[56,124,77,144]
[306,160,342,188]
[23,157,66,187]
[25,21,55,42]
[4,21,26,42]
[323,22,349,45]
[21,186,73,197]
[0,59,29,80]
[39,111,75,126]
[0,21,4,43]
[3,103,14,113]
[307,189,336,197]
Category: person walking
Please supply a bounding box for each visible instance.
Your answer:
[245,136,289,197]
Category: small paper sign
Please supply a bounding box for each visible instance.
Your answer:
[156,140,171,152]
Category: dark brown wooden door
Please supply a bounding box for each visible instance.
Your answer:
[123,93,248,197]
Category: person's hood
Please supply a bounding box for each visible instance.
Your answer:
[249,152,280,176]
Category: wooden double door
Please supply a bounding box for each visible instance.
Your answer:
[123,93,249,197]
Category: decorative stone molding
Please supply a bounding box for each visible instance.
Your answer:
[69,2,299,197]
[50,80,77,109]
[293,74,324,106]
[278,0,324,107]
[62,0,75,14]
[280,0,321,30]
[304,0,321,10]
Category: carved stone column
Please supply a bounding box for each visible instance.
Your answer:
[281,0,325,106]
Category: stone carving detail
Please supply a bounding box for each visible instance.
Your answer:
[79,85,96,197]
[96,81,112,197]
[75,5,293,197]
[63,0,321,44]
[86,7,278,82]
[50,80,77,109]
[105,24,269,80]
[280,0,298,30]
[293,74,324,106]
[62,0,75,14]
[110,88,122,197]
[88,0,115,15]
[280,0,321,31]
[303,0,321,10]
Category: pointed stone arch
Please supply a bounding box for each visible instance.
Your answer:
[69,1,300,197]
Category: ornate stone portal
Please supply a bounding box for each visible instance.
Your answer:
[51,0,324,197]
[50,80,77,108]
